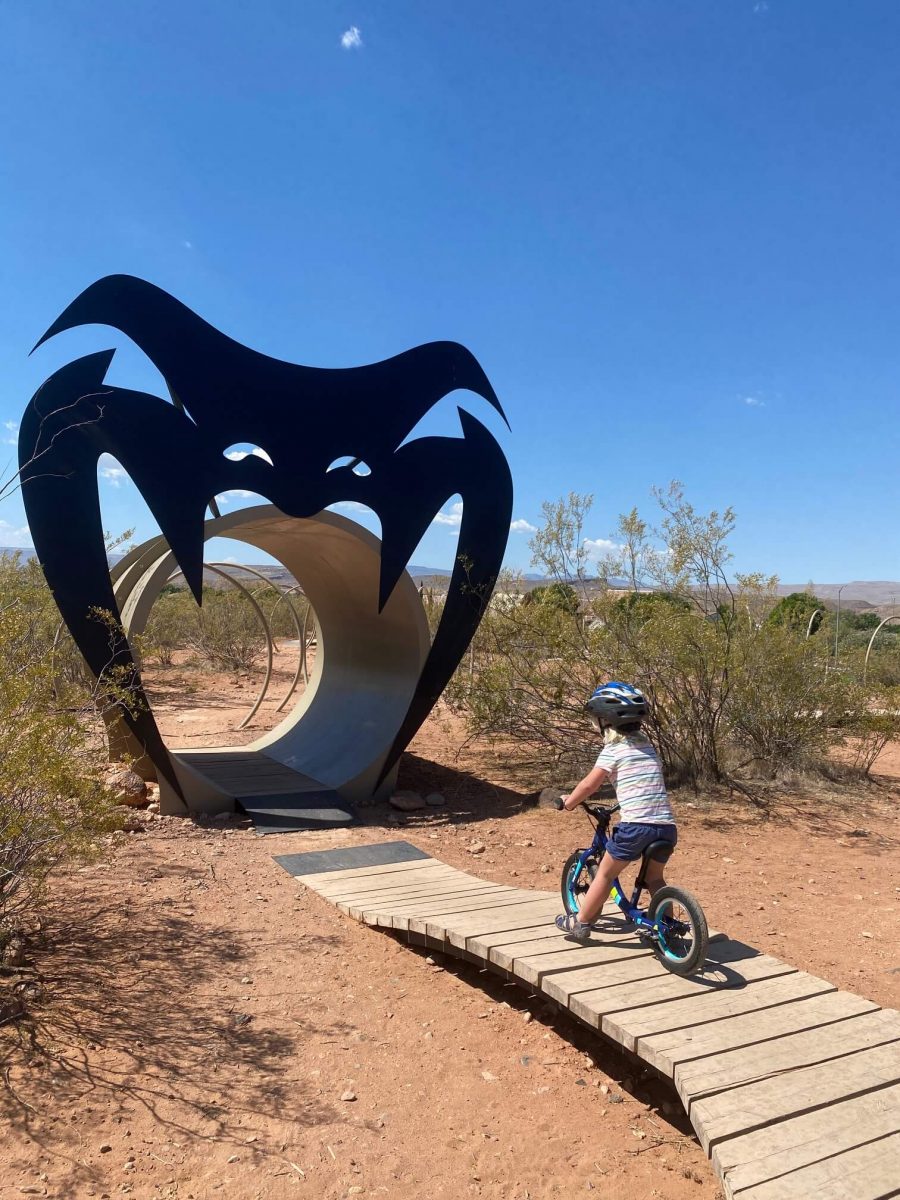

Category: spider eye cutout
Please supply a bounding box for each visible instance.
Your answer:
[223,444,273,464]
[327,456,371,476]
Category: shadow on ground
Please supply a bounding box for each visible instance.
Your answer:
[0,882,350,1192]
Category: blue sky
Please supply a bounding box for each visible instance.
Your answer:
[2,1,900,581]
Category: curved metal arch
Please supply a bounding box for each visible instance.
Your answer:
[863,615,900,685]
[266,580,318,708]
[166,562,274,730]
[207,562,311,715]
[805,608,824,639]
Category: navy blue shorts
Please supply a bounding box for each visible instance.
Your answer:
[605,822,677,863]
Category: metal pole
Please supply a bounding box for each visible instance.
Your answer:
[833,584,845,669]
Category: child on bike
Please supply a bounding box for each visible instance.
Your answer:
[555,682,677,943]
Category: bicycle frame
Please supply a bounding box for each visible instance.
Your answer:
[570,806,662,934]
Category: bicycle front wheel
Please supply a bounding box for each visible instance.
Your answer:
[560,851,598,917]
[647,885,709,976]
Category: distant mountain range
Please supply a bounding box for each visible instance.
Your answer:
[3,546,897,609]
[776,582,900,611]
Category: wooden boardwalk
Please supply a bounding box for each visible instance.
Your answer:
[277,842,900,1200]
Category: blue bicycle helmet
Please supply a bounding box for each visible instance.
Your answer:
[585,681,649,729]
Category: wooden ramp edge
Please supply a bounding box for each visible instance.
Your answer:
[276,842,900,1200]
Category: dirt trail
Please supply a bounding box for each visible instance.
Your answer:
[1,698,898,1200]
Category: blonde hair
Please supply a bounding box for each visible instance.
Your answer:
[603,726,649,747]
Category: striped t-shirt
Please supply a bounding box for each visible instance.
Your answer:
[595,736,674,824]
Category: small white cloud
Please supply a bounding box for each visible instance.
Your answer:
[341,25,362,49]
[98,453,126,487]
[3,420,18,432]
[0,519,32,547]
[3,419,18,446]
[182,240,193,250]
[510,518,537,534]
[433,500,464,528]
[743,396,765,407]
[583,537,621,561]
[225,446,273,464]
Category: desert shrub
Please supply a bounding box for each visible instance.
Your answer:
[142,589,198,667]
[0,554,118,947]
[843,691,900,775]
[187,586,267,674]
[725,625,851,775]
[448,487,881,792]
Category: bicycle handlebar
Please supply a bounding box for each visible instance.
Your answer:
[554,797,620,818]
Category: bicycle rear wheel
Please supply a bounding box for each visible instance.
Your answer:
[647,885,708,976]
[560,851,598,917]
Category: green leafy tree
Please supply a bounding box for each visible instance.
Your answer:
[523,582,579,613]
[767,592,826,635]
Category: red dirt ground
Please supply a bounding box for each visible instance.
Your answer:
[1,671,898,1200]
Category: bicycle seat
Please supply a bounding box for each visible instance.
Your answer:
[643,840,675,863]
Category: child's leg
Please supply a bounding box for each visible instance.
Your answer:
[643,858,667,899]
[577,851,629,924]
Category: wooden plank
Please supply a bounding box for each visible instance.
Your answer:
[314,865,472,894]
[302,863,451,893]
[691,1041,900,1153]
[328,875,493,905]
[356,889,524,925]
[475,903,613,954]
[337,880,503,910]
[547,939,774,1010]
[566,948,794,1030]
[337,884,497,914]
[640,990,879,1077]
[677,1009,900,1107]
[465,923,579,962]
[292,857,441,885]
[481,905,728,976]
[523,940,654,987]
[495,930,641,977]
[732,1129,900,1200]
[329,877,477,906]
[425,899,561,945]
[603,971,836,1054]
[716,1081,900,1196]
[339,885,508,919]
[357,887,529,920]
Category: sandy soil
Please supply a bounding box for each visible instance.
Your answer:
[1,677,898,1200]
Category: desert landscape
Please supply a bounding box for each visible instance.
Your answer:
[1,641,897,1200]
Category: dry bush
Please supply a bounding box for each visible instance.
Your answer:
[448,487,879,794]
[0,554,119,950]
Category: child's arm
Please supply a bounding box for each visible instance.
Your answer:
[562,766,610,811]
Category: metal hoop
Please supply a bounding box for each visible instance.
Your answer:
[863,615,900,685]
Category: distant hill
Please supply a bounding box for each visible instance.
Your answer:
[5,545,897,611]
[776,582,900,611]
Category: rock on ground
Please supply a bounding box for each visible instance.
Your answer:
[389,791,427,812]
[104,767,149,808]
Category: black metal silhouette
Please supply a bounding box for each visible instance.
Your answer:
[19,275,512,798]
